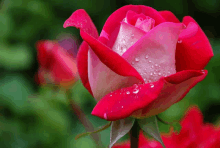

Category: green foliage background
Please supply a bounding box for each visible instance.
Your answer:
[0,0,220,147]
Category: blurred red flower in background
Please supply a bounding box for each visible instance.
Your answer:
[35,40,77,88]
[113,106,220,148]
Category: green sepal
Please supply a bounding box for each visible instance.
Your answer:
[75,122,112,140]
[138,116,166,148]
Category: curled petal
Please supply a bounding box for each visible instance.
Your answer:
[63,9,99,95]
[63,9,99,38]
[176,16,214,71]
[135,70,207,117]
[179,22,199,40]
[91,79,164,121]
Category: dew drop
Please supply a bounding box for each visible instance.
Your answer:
[145,55,149,59]
[155,64,158,67]
[158,73,162,76]
[133,89,139,94]
[131,62,135,65]
[104,113,107,119]
[122,39,126,44]
[110,94,112,97]
[153,72,157,75]
[151,65,154,68]
[126,91,130,94]
[150,84,154,88]
[183,24,187,29]
[121,106,124,108]
[201,70,206,74]
[135,58,139,62]
[178,40,182,43]
[149,60,152,63]
[150,73,153,76]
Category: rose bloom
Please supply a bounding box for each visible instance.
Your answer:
[64,5,213,121]
[36,40,77,88]
[113,106,220,148]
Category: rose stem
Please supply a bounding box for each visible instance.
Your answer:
[130,120,140,148]
[66,89,104,148]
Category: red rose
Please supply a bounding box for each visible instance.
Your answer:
[64,5,213,121]
[36,40,77,87]
[112,106,220,148]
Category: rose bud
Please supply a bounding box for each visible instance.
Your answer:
[63,5,213,121]
[36,40,77,88]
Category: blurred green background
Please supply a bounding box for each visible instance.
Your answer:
[0,0,220,147]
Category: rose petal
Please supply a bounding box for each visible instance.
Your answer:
[99,5,166,47]
[125,10,146,25]
[123,22,183,83]
[136,70,207,117]
[135,16,155,32]
[159,11,180,23]
[80,30,144,82]
[77,42,93,95]
[176,16,214,71]
[63,9,99,95]
[91,79,164,121]
[111,22,146,55]
[63,9,99,38]
[36,41,54,69]
[179,22,198,40]
[51,45,77,83]
[88,49,140,101]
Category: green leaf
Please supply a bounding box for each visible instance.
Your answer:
[138,116,165,148]
[109,118,135,148]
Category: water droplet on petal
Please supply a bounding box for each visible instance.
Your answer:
[150,84,154,88]
[158,73,161,76]
[104,113,107,119]
[145,55,149,59]
[150,73,153,76]
[131,62,135,65]
[178,40,182,43]
[149,60,152,63]
[201,70,206,74]
[133,89,139,94]
[126,91,130,94]
[135,58,139,62]
[121,106,124,108]
[183,24,187,29]
[155,64,158,67]
[110,94,112,97]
